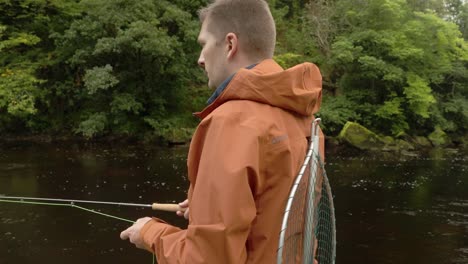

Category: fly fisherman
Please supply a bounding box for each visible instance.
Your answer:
[120,0,324,262]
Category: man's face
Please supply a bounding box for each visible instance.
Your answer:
[197,21,230,90]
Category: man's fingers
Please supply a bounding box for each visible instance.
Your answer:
[120,217,152,249]
[120,229,130,240]
[135,217,150,224]
[176,199,189,218]
[123,228,143,249]
[178,199,189,208]
[129,234,137,244]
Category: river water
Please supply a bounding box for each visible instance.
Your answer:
[0,142,466,264]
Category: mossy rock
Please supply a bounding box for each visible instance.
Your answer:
[460,134,468,148]
[338,122,386,150]
[395,139,415,150]
[395,132,411,140]
[382,138,414,151]
[428,127,450,147]
[413,136,432,148]
[382,136,395,145]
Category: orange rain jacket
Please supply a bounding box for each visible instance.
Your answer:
[141,59,324,263]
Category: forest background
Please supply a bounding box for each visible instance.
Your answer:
[1,0,467,148]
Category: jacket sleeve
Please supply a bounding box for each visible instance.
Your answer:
[140,112,260,264]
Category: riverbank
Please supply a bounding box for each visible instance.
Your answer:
[1,131,466,158]
[4,119,468,151]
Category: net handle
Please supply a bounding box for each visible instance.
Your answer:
[277,118,321,263]
[302,118,321,264]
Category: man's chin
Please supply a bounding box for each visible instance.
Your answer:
[207,81,216,90]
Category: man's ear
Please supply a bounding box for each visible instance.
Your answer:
[225,32,238,59]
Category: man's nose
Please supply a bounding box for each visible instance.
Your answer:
[197,55,205,68]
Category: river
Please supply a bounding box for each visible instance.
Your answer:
[0,142,466,263]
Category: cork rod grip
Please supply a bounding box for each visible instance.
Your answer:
[151,203,184,212]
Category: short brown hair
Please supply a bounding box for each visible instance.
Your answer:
[199,0,276,60]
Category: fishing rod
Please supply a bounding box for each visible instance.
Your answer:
[0,195,163,263]
[0,195,183,212]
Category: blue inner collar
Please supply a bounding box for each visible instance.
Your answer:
[206,63,258,105]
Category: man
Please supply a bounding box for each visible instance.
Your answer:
[120,0,323,263]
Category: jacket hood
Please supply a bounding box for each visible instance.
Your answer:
[195,59,322,119]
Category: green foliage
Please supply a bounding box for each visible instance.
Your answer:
[460,2,468,39]
[403,73,436,118]
[0,0,466,144]
[49,0,205,137]
[0,20,45,124]
[428,126,450,146]
[270,0,317,59]
[110,93,143,115]
[83,65,119,95]
[0,68,42,117]
[274,53,303,69]
[375,97,403,121]
[0,0,79,132]
[76,112,107,138]
[314,0,468,137]
[434,96,468,133]
[0,30,41,51]
[317,95,359,134]
[144,115,195,143]
[374,97,409,135]
[329,38,362,65]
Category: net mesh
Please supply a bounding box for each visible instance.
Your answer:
[277,153,336,264]
[314,164,335,264]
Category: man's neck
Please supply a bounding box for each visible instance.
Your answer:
[227,55,261,76]
[206,62,258,105]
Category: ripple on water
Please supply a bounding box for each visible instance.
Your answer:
[1,163,29,171]
[449,201,468,207]
[453,248,468,264]
[1,217,27,224]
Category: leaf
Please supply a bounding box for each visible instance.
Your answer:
[83,64,119,94]
[404,73,436,118]
[75,112,107,138]
[110,93,143,114]
[0,67,43,117]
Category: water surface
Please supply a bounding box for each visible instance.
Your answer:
[0,142,466,263]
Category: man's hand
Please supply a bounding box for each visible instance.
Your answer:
[176,199,189,219]
[120,217,152,249]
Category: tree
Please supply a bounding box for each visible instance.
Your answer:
[0,0,75,132]
[316,0,468,136]
[49,0,204,137]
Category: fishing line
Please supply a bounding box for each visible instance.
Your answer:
[0,198,134,223]
[0,198,156,263]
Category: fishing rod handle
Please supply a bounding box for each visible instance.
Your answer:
[151,203,184,212]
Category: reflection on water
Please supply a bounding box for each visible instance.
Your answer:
[0,142,467,263]
[328,148,468,264]
[0,142,189,264]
